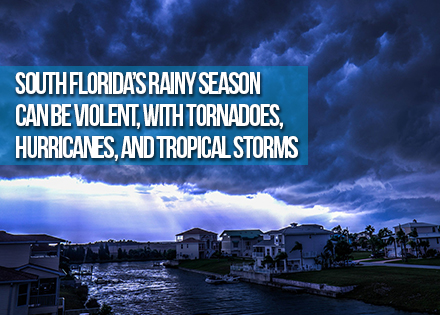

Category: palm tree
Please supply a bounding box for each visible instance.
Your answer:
[396,226,407,261]
[387,235,398,258]
[290,241,303,270]
[408,228,419,257]
[262,255,274,269]
[274,251,288,271]
[365,225,377,254]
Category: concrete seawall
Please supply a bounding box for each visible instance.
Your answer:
[231,270,356,297]
[177,266,356,298]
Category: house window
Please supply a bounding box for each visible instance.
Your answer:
[437,238,439,244]
[181,244,183,249]
[433,227,436,233]
[17,284,28,306]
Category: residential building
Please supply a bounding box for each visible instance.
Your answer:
[253,223,333,271]
[220,230,262,257]
[176,228,219,260]
[0,231,65,315]
[385,220,440,258]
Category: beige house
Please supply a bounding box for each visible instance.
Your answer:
[0,231,65,315]
[220,230,262,257]
[253,223,333,271]
[176,228,219,260]
[385,220,440,258]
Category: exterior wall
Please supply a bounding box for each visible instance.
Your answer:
[394,225,438,235]
[222,237,259,257]
[176,242,199,259]
[29,257,59,271]
[0,244,30,268]
[285,234,330,261]
[0,283,30,315]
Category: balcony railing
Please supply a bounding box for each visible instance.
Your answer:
[29,294,57,307]
[302,251,317,258]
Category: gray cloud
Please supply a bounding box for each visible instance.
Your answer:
[1,0,440,226]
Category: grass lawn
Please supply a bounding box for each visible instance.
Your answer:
[179,258,252,275]
[277,266,440,313]
[351,251,371,260]
[389,257,440,266]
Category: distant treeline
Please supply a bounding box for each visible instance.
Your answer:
[63,243,176,263]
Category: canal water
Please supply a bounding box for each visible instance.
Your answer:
[83,261,423,315]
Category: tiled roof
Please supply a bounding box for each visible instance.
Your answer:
[254,239,276,246]
[0,231,65,244]
[394,222,438,229]
[176,228,217,236]
[0,266,38,283]
[178,237,200,243]
[220,230,262,239]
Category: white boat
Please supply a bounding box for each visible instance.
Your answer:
[222,275,240,284]
[205,276,225,284]
[94,278,107,284]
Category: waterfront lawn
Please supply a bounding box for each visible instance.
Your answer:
[277,266,440,313]
[351,251,371,260]
[389,257,440,266]
[60,285,88,310]
[179,258,252,275]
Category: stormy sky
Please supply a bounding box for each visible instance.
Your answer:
[1,0,440,242]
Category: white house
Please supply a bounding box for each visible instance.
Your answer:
[253,223,333,271]
[385,220,440,258]
[176,228,219,260]
[0,231,65,315]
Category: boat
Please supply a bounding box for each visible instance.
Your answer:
[205,276,225,284]
[163,260,179,268]
[222,274,240,284]
[153,262,162,267]
[94,277,108,284]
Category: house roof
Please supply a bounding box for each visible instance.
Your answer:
[176,228,217,236]
[0,231,65,244]
[277,224,332,236]
[254,239,276,247]
[178,237,200,243]
[220,230,262,239]
[393,222,438,229]
[0,266,38,284]
[16,264,66,277]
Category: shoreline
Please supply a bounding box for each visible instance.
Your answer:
[177,262,437,314]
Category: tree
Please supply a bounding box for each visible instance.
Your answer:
[262,255,274,268]
[387,235,398,258]
[274,251,288,271]
[419,240,430,256]
[396,226,407,261]
[290,241,303,270]
[378,227,393,238]
[99,303,114,315]
[334,240,353,265]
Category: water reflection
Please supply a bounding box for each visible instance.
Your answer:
[82,261,423,315]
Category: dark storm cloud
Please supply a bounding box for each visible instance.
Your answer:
[1,0,440,224]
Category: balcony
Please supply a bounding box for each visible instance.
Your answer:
[302,251,317,258]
